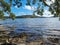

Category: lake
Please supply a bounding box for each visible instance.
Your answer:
[0,17,60,38]
[0,17,60,45]
[0,17,60,29]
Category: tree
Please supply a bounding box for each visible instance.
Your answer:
[0,0,15,19]
[0,0,60,19]
[9,13,15,20]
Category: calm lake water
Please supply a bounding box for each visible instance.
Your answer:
[0,17,60,38]
[0,17,60,30]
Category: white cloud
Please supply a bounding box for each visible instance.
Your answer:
[43,10,54,17]
[45,0,55,6]
[35,10,54,17]
[15,6,18,8]
[14,6,19,9]
[23,5,36,11]
[51,0,55,3]
[46,1,52,5]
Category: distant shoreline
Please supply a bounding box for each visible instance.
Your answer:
[4,15,55,18]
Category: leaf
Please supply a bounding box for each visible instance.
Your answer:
[26,0,31,5]
[39,0,42,2]
[32,0,36,5]
[17,2,22,7]
[10,13,16,20]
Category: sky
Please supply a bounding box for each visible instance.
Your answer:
[5,0,55,17]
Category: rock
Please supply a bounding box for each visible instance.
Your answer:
[47,37,59,43]
[1,42,16,45]
[0,25,6,31]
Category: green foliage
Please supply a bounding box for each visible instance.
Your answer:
[26,0,31,5]
[32,0,36,5]
[1,0,11,12]
[10,13,15,20]
[39,0,42,2]
[0,11,4,19]
[48,0,60,17]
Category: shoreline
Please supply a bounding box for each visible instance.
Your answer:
[0,25,60,45]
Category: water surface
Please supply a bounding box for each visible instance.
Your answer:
[0,17,60,30]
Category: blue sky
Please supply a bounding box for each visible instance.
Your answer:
[5,0,54,17]
[5,0,34,16]
[11,0,38,16]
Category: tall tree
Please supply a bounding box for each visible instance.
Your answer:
[0,0,60,19]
